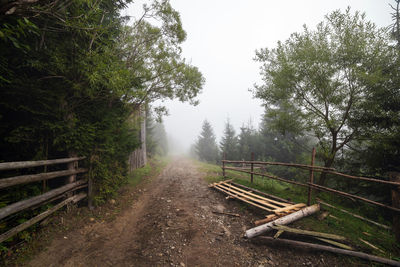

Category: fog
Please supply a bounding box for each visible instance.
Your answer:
[127,0,392,154]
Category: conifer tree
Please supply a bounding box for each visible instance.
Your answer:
[195,120,219,163]
[220,120,238,160]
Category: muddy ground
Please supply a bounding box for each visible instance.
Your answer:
[25,158,355,267]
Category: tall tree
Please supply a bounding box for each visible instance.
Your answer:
[195,120,219,163]
[259,110,311,163]
[253,8,392,185]
[220,119,238,160]
[344,1,400,175]
[0,0,203,202]
[237,121,259,161]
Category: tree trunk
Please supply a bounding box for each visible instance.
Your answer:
[319,157,334,186]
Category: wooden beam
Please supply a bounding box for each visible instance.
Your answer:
[315,237,353,250]
[317,199,391,230]
[255,237,400,267]
[255,214,282,226]
[0,157,85,171]
[245,204,320,238]
[222,160,335,171]
[230,182,295,204]
[224,167,308,188]
[307,148,316,206]
[0,168,87,189]
[211,185,273,212]
[309,183,400,213]
[222,159,400,186]
[273,203,306,214]
[220,182,290,207]
[323,170,400,187]
[0,179,87,220]
[216,183,281,209]
[270,224,346,241]
[390,172,400,242]
[0,193,86,244]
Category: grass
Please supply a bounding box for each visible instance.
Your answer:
[194,160,400,263]
[127,156,169,187]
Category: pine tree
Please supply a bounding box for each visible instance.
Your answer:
[220,120,238,160]
[195,120,219,163]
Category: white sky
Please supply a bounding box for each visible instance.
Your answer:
[126,0,393,153]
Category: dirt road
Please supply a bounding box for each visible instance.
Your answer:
[27,158,348,267]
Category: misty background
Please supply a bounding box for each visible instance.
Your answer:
[126,0,392,154]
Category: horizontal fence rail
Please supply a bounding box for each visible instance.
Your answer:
[221,153,400,219]
[0,157,88,244]
[0,168,87,189]
[0,157,85,171]
[222,160,400,187]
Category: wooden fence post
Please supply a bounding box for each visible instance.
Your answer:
[251,152,254,184]
[390,172,400,242]
[222,152,226,178]
[307,148,316,206]
[67,152,78,184]
[88,169,94,210]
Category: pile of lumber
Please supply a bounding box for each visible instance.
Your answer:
[244,203,400,266]
[209,181,400,266]
[209,180,305,215]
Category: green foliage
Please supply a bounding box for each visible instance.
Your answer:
[253,8,393,183]
[195,120,219,163]
[198,160,399,260]
[0,0,203,208]
[146,107,168,157]
[219,119,238,160]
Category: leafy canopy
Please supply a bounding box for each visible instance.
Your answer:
[253,8,392,174]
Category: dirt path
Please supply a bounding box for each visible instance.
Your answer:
[27,158,348,267]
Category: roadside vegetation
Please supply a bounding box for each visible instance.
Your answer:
[0,156,169,265]
[195,160,400,262]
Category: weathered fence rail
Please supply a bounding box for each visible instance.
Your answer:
[222,149,400,241]
[0,157,88,244]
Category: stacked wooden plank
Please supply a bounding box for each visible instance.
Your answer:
[209,180,306,215]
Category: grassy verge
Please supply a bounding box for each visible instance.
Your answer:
[127,156,169,187]
[194,160,400,263]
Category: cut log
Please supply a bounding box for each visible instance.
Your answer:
[0,179,87,220]
[254,236,400,267]
[0,193,86,243]
[244,204,320,238]
[270,224,346,241]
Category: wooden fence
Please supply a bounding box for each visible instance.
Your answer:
[222,149,400,241]
[0,157,89,244]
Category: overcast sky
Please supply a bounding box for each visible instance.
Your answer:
[126,0,393,154]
